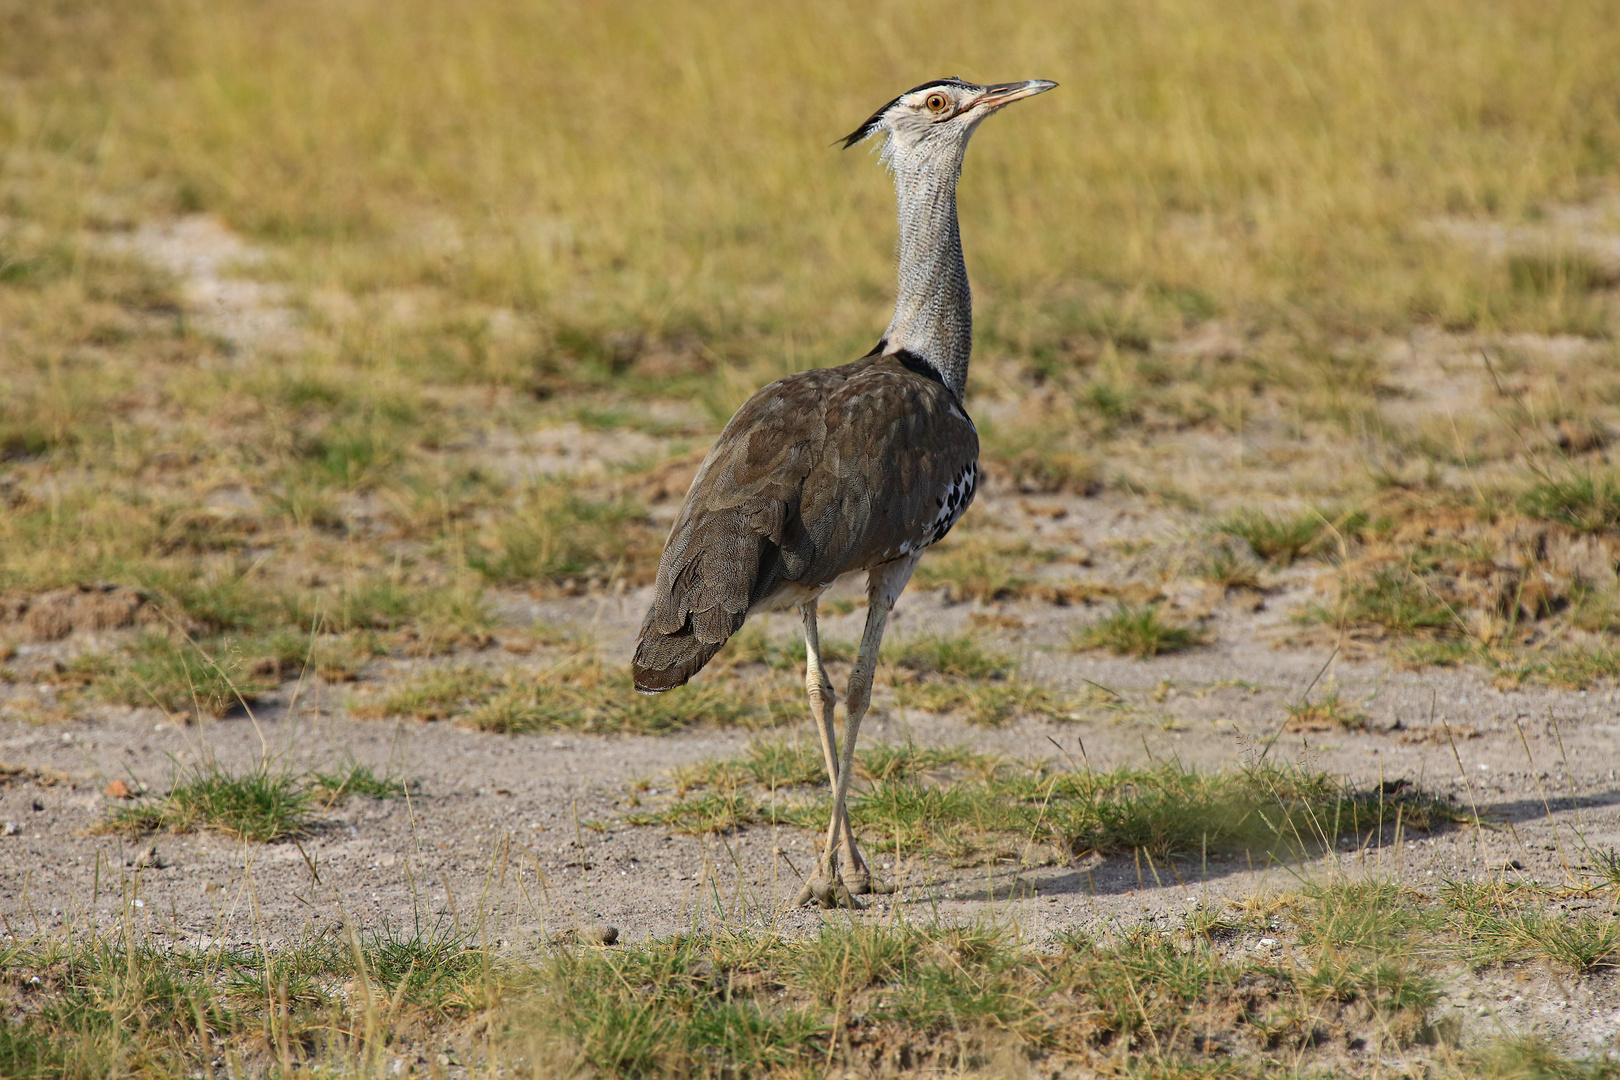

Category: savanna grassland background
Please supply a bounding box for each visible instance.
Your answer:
[5,1,1620,1077]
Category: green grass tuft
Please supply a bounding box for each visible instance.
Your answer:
[363,657,802,735]
[526,933,826,1079]
[895,678,1065,726]
[986,441,1102,495]
[1285,687,1370,731]
[908,539,1042,602]
[100,763,312,842]
[1518,471,1620,533]
[629,789,759,835]
[362,665,505,722]
[1473,1035,1620,1080]
[1071,604,1206,657]
[134,569,282,634]
[1192,541,1264,589]
[1507,251,1620,297]
[719,627,853,671]
[1326,565,1460,636]
[100,634,276,718]
[360,920,490,1016]
[8,882,1608,1078]
[1532,646,1620,689]
[635,747,1455,867]
[880,634,1064,724]
[885,634,1015,680]
[1215,509,1331,564]
[668,739,998,797]
[0,920,495,1080]
[1442,881,1620,973]
[308,760,413,804]
[466,676,779,735]
[468,481,652,588]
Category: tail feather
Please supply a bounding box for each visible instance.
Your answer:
[632,629,732,694]
[633,510,766,693]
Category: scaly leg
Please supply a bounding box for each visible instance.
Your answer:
[838,811,893,894]
[825,604,895,897]
[802,602,842,805]
[795,601,850,909]
[810,556,918,908]
[794,602,890,905]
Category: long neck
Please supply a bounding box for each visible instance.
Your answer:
[881,143,971,399]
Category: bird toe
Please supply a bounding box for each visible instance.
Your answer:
[845,870,897,896]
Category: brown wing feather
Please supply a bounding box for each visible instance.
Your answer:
[632,355,977,693]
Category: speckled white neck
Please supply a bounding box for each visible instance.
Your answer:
[880,138,972,399]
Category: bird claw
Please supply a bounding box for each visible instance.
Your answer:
[790,866,866,911]
[819,877,863,909]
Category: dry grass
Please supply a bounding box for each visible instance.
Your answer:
[5,6,1620,1077]
[1284,686,1371,733]
[96,758,413,842]
[881,634,1068,725]
[907,536,1048,603]
[1281,487,1620,682]
[349,655,802,735]
[633,741,1456,868]
[4,0,1620,703]
[0,918,492,1079]
[11,879,1618,1079]
[98,763,314,843]
[9,0,1620,342]
[1072,603,1207,658]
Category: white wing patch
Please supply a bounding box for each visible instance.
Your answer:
[891,458,978,560]
[878,397,979,564]
[927,459,978,544]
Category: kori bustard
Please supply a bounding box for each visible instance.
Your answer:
[633,77,1055,908]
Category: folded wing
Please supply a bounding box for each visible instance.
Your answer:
[632,356,977,692]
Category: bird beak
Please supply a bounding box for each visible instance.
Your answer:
[971,80,1058,112]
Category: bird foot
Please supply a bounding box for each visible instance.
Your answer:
[790,866,865,910]
[843,867,897,896]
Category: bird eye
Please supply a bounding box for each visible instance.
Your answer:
[924,92,949,113]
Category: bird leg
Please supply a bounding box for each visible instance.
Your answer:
[801,603,842,812]
[793,601,851,909]
[788,603,880,907]
[815,602,886,903]
[790,598,896,908]
[819,557,918,903]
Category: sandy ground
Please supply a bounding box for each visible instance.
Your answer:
[5,541,1620,1053]
[3,216,1619,1059]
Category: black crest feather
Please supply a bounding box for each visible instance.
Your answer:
[839,77,974,148]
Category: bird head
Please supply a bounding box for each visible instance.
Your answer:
[841,77,1057,164]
